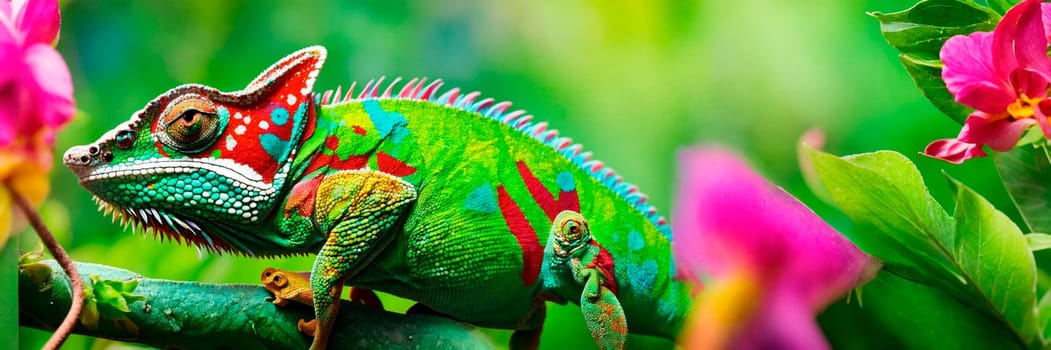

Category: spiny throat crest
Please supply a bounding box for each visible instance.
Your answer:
[92,195,233,255]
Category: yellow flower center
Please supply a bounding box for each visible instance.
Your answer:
[1007,94,1043,119]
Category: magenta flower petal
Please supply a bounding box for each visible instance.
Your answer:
[923,138,988,164]
[24,44,73,126]
[1043,3,1051,40]
[0,0,72,248]
[958,113,1036,151]
[12,0,59,46]
[993,0,1051,84]
[941,32,1015,113]
[0,2,11,31]
[673,146,879,349]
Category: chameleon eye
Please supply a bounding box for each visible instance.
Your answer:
[562,220,585,241]
[157,94,222,153]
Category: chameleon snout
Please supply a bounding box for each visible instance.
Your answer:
[63,144,111,177]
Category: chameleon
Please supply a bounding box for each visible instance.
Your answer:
[63,46,694,349]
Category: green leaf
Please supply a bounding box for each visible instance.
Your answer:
[1028,234,1051,252]
[945,175,1040,344]
[872,0,1000,124]
[987,0,1022,15]
[862,273,1024,349]
[994,143,1051,233]
[899,56,972,124]
[1040,290,1051,341]
[810,148,1042,347]
[871,0,999,60]
[1,240,18,349]
[809,149,959,286]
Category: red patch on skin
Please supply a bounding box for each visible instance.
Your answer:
[324,136,340,150]
[516,161,579,220]
[285,175,324,217]
[588,241,619,295]
[353,125,366,136]
[302,152,369,175]
[377,151,417,177]
[301,133,369,175]
[498,185,544,286]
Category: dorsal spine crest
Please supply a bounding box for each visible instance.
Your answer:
[316,78,672,237]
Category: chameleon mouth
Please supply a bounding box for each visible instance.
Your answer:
[79,158,273,193]
[93,196,236,255]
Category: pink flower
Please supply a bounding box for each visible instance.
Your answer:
[673,146,880,350]
[0,0,74,247]
[925,0,1051,163]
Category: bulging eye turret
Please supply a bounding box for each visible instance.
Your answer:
[157,94,223,153]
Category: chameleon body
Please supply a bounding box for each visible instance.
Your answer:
[64,46,693,349]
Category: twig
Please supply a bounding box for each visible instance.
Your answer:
[8,185,83,350]
[19,260,496,349]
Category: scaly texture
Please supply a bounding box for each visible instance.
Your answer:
[64,46,693,349]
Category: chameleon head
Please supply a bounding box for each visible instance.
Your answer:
[62,46,327,254]
[551,210,592,259]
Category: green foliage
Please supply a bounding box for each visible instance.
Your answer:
[1,241,19,349]
[809,148,1043,348]
[1027,234,1051,252]
[871,0,1000,124]
[80,274,145,333]
[860,273,1025,349]
[17,247,52,289]
[995,144,1051,233]
[987,0,1022,14]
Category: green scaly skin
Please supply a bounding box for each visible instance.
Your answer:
[64,46,693,350]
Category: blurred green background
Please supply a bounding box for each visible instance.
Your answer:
[13,0,1025,349]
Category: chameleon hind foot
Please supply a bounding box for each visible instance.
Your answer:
[349,288,384,310]
[298,318,318,337]
[547,210,628,350]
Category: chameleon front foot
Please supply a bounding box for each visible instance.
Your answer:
[260,267,384,311]
[259,267,395,344]
[261,267,314,307]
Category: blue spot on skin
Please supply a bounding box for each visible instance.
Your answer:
[464,184,498,213]
[363,100,409,143]
[556,171,575,192]
[628,260,658,298]
[259,134,288,161]
[627,231,645,251]
[271,107,290,126]
[658,284,679,317]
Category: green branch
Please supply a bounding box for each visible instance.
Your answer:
[19,260,495,349]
